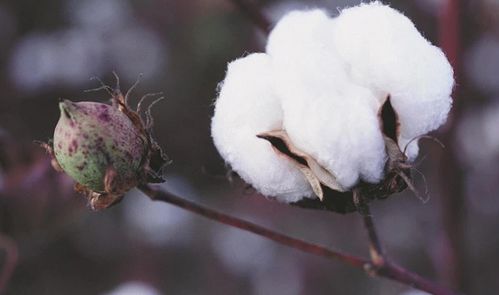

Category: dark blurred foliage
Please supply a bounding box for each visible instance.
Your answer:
[0,0,498,294]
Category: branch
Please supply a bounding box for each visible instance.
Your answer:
[138,184,459,295]
[0,234,18,294]
[353,190,460,295]
[138,184,366,268]
[228,0,272,35]
[353,189,385,267]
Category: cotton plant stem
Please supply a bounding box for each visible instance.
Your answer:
[138,184,366,268]
[377,261,459,295]
[353,191,464,295]
[352,191,461,295]
[0,234,18,294]
[353,190,385,267]
[228,0,272,35]
[138,184,459,295]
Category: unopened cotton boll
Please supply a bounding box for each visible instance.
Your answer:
[332,2,454,159]
[211,53,314,203]
[267,9,386,188]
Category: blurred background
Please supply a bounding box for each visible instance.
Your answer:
[0,0,496,294]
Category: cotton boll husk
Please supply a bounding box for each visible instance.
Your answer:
[267,9,387,188]
[332,2,454,159]
[211,53,313,203]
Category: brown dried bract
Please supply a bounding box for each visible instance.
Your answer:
[257,130,345,200]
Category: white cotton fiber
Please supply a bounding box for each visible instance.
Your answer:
[211,53,313,203]
[279,84,387,188]
[267,9,387,188]
[211,3,454,202]
[332,2,454,159]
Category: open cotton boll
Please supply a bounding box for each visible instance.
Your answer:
[332,2,454,159]
[211,53,313,203]
[266,9,386,188]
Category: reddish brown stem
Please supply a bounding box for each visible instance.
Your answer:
[228,0,272,35]
[138,184,459,295]
[354,192,460,295]
[439,0,461,75]
[379,261,459,295]
[0,234,18,294]
[353,190,385,266]
[438,0,467,290]
[138,184,366,268]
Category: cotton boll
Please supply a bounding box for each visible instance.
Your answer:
[212,4,446,201]
[267,9,386,188]
[211,53,313,203]
[332,2,454,159]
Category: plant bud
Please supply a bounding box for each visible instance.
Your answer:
[54,100,145,192]
[42,78,168,210]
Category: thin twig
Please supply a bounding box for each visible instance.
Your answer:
[352,192,461,294]
[0,234,18,294]
[228,0,272,35]
[353,189,385,267]
[138,184,459,295]
[378,261,458,295]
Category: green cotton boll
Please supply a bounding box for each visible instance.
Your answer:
[53,100,146,192]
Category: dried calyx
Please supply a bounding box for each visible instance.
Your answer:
[41,75,168,210]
